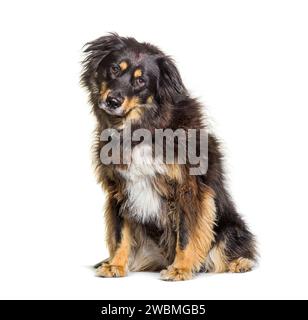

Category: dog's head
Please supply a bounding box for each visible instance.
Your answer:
[81,33,186,118]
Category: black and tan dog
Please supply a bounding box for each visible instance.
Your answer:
[81,33,257,281]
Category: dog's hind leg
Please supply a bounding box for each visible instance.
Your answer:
[204,223,257,273]
[204,243,255,273]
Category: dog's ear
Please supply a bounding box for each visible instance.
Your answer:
[156,56,187,104]
[81,33,125,91]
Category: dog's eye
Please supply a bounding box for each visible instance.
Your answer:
[135,77,145,86]
[110,64,120,76]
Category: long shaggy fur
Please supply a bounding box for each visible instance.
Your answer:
[81,33,257,280]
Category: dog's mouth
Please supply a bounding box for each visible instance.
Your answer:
[99,96,146,118]
[98,101,126,117]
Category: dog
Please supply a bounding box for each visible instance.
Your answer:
[81,33,257,280]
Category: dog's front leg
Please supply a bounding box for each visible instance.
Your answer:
[160,187,216,281]
[96,218,131,278]
[96,196,131,278]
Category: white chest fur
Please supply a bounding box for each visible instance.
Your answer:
[118,144,165,224]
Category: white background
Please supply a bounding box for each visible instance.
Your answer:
[0,0,307,300]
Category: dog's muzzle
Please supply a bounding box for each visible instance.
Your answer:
[99,94,125,116]
[105,95,123,109]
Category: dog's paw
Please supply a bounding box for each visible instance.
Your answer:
[228,257,253,273]
[96,262,127,278]
[94,258,110,269]
[160,265,193,281]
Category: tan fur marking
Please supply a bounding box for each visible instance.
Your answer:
[134,69,142,78]
[100,82,110,101]
[228,257,253,273]
[119,61,128,71]
[104,197,118,256]
[146,95,153,104]
[205,241,228,272]
[152,177,174,199]
[122,96,140,113]
[161,188,216,281]
[97,221,131,278]
[165,164,183,183]
[125,107,144,122]
[192,187,217,267]
[110,222,131,266]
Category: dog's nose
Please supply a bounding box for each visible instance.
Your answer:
[106,95,124,109]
